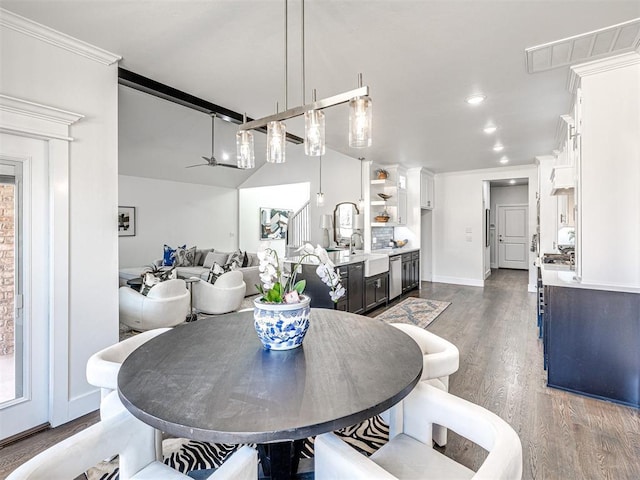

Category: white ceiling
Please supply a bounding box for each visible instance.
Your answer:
[4,0,639,186]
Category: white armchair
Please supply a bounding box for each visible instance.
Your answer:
[383,324,459,446]
[7,392,258,480]
[191,271,246,315]
[119,279,189,331]
[315,383,522,480]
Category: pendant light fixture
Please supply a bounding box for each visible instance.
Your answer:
[358,157,365,208]
[236,113,255,169]
[316,155,325,206]
[349,74,373,148]
[237,0,372,154]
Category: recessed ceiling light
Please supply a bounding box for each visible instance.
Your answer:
[493,144,504,152]
[499,157,509,164]
[483,125,497,134]
[466,94,486,105]
[509,179,516,185]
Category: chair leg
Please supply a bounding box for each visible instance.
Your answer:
[433,424,448,447]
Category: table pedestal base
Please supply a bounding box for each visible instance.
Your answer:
[258,440,304,480]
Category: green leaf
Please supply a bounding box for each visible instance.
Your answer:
[293,280,306,294]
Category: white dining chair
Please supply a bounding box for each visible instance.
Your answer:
[315,383,522,480]
[7,393,258,480]
[384,323,459,446]
[86,327,171,459]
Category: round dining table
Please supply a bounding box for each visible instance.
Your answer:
[118,308,423,479]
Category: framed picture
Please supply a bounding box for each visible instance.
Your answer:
[118,206,136,237]
[260,207,290,240]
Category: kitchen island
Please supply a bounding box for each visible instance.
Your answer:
[540,263,640,408]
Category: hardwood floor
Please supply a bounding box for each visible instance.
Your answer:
[1,269,638,479]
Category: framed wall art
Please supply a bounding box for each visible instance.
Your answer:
[260,207,290,240]
[118,206,136,237]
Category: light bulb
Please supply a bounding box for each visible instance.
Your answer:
[349,96,372,148]
[267,121,286,163]
[316,191,325,207]
[236,130,255,169]
[304,109,325,156]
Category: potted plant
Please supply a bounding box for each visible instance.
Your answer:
[253,243,345,350]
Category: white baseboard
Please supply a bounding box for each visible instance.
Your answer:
[432,275,484,287]
[484,269,491,279]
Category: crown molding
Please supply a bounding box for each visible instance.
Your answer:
[568,50,640,93]
[0,94,83,141]
[0,8,121,66]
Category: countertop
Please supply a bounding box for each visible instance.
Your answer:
[539,262,640,294]
[286,247,419,267]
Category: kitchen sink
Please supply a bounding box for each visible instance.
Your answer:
[364,253,389,277]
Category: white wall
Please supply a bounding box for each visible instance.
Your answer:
[238,182,309,259]
[1,14,119,423]
[118,175,238,266]
[240,144,361,247]
[433,165,538,290]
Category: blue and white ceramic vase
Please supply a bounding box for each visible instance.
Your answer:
[253,295,311,350]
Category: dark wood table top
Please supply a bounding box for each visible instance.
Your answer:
[118,309,423,444]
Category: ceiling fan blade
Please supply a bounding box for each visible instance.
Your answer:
[185,163,206,168]
[216,163,240,169]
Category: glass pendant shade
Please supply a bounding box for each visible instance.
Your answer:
[236,130,255,169]
[348,96,372,148]
[267,121,286,163]
[316,191,325,207]
[304,109,325,156]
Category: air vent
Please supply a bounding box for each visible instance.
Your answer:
[525,18,640,73]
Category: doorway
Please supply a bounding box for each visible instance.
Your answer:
[0,135,50,442]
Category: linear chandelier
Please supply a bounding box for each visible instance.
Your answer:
[236,0,372,168]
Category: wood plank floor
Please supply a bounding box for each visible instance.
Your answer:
[1,268,639,479]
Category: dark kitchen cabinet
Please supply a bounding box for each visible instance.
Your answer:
[300,262,363,314]
[402,251,420,293]
[365,272,388,312]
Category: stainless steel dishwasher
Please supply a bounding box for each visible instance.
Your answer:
[389,255,402,300]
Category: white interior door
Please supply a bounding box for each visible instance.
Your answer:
[0,134,49,441]
[497,204,528,270]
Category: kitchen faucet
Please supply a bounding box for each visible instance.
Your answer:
[349,231,363,254]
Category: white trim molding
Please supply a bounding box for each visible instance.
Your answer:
[568,51,640,93]
[0,8,121,66]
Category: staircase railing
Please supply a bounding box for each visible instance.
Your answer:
[286,201,310,255]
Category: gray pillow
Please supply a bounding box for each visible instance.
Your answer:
[247,252,259,267]
[202,251,217,269]
[195,248,214,266]
[210,251,230,266]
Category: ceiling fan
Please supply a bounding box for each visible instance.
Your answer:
[186,113,239,169]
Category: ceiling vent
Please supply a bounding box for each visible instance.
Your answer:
[525,18,640,73]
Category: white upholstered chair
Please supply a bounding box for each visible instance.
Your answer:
[86,328,171,459]
[315,383,522,480]
[119,279,189,331]
[384,323,459,446]
[191,271,246,315]
[7,393,258,480]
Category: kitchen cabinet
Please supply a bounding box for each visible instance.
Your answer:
[543,283,640,408]
[401,251,420,292]
[301,261,363,314]
[420,170,434,209]
[365,272,388,312]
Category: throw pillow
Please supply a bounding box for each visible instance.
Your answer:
[174,245,197,267]
[202,251,218,269]
[241,251,249,268]
[163,244,180,266]
[210,251,230,266]
[225,250,244,271]
[139,266,177,296]
[206,262,230,285]
[247,252,259,267]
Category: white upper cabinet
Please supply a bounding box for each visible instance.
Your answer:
[420,169,434,209]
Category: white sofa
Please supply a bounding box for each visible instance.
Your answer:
[118,248,261,296]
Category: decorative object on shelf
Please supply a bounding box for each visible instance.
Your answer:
[395,239,408,248]
[375,168,388,179]
[374,216,390,223]
[237,0,372,161]
[118,206,136,237]
[253,243,345,350]
[260,207,291,240]
[378,193,392,201]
